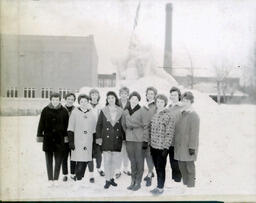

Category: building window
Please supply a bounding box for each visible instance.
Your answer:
[6,87,18,98]
[59,88,71,99]
[41,88,53,99]
[24,88,36,98]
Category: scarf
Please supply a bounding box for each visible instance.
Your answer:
[127,104,141,116]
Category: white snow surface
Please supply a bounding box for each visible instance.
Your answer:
[1,76,256,200]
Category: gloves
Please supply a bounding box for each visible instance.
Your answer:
[142,142,148,150]
[68,131,75,150]
[96,138,103,145]
[189,148,195,155]
[162,149,169,157]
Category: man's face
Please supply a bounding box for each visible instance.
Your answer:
[51,97,60,107]
[79,98,89,109]
[146,90,155,102]
[91,93,99,103]
[170,91,179,104]
[156,98,165,109]
[66,96,75,107]
[130,96,139,107]
[119,91,129,101]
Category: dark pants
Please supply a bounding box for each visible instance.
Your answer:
[144,146,154,174]
[126,141,144,185]
[178,161,195,187]
[75,161,89,180]
[45,150,64,180]
[93,144,103,169]
[70,161,76,175]
[169,146,182,182]
[150,147,168,189]
[62,144,70,175]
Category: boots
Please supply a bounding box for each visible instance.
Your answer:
[104,180,111,189]
[127,179,136,190]
[132,182,141,191]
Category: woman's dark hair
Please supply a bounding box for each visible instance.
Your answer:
[64,92,76,101]
[182,91,194,103]
[78,94,90,104]
[106,91,120,106]
[169,86,181,101]
[129,91,141,101]
[50,92,61,101]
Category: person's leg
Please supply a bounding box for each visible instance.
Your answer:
[53,150,64,180]
[88,160,95,183]
[122,142,130,174]
[178,161,188,186]
[186,161,196,187]
[156,149,168,189]
[145,147,154,175]
[126,141,136,189]
[61,146,69,181]
[70,161,76,175]
[75,162,85,180]
[114,144,123,178]
[45,151,53,181]
[169,146,182,182]
[103,151,112,189]
[134,142,144,189]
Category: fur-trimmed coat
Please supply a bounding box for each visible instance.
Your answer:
[96,106,125,152]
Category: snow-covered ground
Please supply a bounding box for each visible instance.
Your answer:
[1,103,256,201]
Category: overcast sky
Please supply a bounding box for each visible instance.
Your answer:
[1,0,256,79]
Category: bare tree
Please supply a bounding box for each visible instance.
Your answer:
[213,59,233,104]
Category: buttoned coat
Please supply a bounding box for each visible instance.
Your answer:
[68,107,96,162]
[37,104,69,152]
[96,106,125,152]
[174,110,200,161]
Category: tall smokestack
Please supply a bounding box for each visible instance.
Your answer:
[163,3,173,75]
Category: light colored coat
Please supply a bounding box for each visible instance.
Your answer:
[68,107,96,162]
[174,110,200,161]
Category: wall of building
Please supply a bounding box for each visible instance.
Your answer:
[1,34,98,98]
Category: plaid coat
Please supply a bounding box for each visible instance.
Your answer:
[149,109,176,150]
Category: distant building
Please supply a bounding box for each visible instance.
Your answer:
[98,73,116,87]
[1,34,98,98]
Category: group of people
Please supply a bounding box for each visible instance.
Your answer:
[37,86,200,195]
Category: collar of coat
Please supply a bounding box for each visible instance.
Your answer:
[48,103,62,110]
[119,99,130,110]
[102,105,123,127]
[127,104,141,115]
[143,101,156,111]
[78,107,91,114]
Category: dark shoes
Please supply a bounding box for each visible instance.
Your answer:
[104,181,111,189]
[150,187,164,195]
[123,171,132,176]
[104,179,117,189]
[63,176,68,182]
[98,170,105,177]
[110,178,118,186]
[89,177,95,183]
[144,172,154,187]
[115,172,121,179]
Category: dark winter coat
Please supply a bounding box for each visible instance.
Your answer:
[174,110,200,161]
[37,104,69,152]
[96,106,125,152]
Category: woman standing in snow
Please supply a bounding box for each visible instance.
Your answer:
[96,91,124,189]
[67,94,96,181]
[123,91,147,191]
[87,88,105,183]
[37,92,69,186]
[149,94,176,195]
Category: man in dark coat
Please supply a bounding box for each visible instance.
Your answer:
[174,91,200,188]
[37,92,69,185]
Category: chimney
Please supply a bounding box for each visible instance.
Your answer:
[163,3,173,75]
